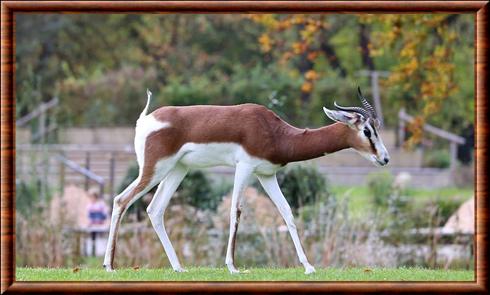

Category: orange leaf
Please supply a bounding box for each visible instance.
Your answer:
[305,70,319,81]
[301,82,313,93]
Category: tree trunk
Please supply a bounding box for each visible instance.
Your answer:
[359,23,375,71]
[298,52,314,105]
[319,32,347,77]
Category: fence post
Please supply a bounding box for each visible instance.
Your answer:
[397,108,406,148]
[39,105,46,144]
[91,231,97,257]
[99,183,104,199]
[450,142,458,170]
[39,110,48,202]
[74,231,82,265]
[109,153,115,197]
[85,152,91,190]
[370,71,384,126]
[59,152,65,195]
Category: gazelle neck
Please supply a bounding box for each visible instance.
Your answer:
[282,122,353,163]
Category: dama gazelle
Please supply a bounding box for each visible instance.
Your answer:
[103,87,389,274]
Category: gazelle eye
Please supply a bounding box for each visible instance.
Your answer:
[363,128,371,138]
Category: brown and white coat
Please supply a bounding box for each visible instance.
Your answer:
[103,89,389,274]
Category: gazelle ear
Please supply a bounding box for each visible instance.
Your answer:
[323,107,365,127]
[372,118,381,129]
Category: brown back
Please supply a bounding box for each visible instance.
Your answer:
[148,103,304,165]
[128,103,356,207]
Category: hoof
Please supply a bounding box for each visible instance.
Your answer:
[103,264,115,272]
[304,264,316,275]
[174,267,187,273]
[227,264,240,274]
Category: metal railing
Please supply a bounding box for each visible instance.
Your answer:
[16,97,59,143]
[54,154,105,196]
[17,144,130,196]
[398,108,465,169]
[16,97,59,127]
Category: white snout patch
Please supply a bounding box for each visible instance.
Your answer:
[134,114,171,168]
[354,150,383,167]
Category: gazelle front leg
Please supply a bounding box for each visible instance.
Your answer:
[146,165,188,272]
[257,174,316,274]
[225,162,253,274]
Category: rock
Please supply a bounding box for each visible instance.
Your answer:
[393,172,412,191]
[443,197,474,234]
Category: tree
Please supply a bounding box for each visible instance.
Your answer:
[250,14,474,144]
[16,14,473,140]
[361,14,473,146]
[250,15,356,123]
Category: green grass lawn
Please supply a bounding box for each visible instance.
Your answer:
[16,267,474,281]
[332,186,473,219]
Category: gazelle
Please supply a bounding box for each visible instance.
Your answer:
[103,87,389,274]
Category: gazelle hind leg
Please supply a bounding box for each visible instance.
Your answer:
[103,178,138,271]
[103,158,178,271]
[146,165,188,272]
[257,174,316,274]
[103,179,156,271]
[225,163,253,274]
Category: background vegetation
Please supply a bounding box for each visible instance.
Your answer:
[16,14,473,144]
[15,14,474,275]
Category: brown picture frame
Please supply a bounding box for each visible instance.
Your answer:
[1,1,488,293]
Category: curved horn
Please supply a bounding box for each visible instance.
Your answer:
[334,101,370,119]
[357,86,377,118]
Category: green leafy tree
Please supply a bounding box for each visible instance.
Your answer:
[16,14,473,139]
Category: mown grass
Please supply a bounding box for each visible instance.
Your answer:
[16,267,474,281]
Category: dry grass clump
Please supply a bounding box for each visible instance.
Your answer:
[17,186,392,269]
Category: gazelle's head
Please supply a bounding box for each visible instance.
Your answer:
[323,87,390,166]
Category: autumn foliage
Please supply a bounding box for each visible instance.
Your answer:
[249,14,471,146]
[16,14,473,145]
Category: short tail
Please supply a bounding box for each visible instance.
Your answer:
[139,89,152,120]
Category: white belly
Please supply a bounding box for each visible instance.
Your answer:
[177,142,281,175]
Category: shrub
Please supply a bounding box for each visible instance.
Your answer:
[254,165,331,212]
[16,175,54,217]
[161,75,222,106]
[176,170,225,212]
[117,163,140,194]
[16,179,42,217]
[16,180,76,267]
[451,165,474,187]
[424,149,451,169]
[433,196,463,226]
[367,171,394,208]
